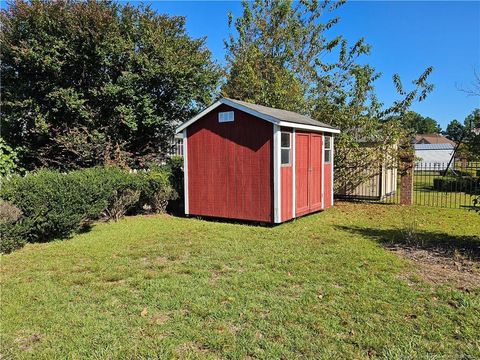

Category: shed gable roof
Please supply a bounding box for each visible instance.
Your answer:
[176,98,340,134]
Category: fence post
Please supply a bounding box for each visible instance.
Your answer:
[399,153,414,205]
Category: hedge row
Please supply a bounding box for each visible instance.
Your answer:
[432,177,480,194]
[0,162,182,253]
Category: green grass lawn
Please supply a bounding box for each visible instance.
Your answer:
[1,204,479,359]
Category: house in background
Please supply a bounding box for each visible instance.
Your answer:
[413,134,456,170]
[414,143,456,170]
[414,133,456,146]
[171,133,184,157]
[176,97,340,223]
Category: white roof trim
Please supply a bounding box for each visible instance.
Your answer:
[176,101,222,133]
[176,98,340,134]
[277,121,340,133]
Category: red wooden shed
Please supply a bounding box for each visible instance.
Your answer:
[176,98,340,223]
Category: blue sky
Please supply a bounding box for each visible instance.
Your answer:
[145,0,480,130]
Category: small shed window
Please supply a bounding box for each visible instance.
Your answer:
[324,136,332,163]
[281,132,291,166]
[219,111,234,122]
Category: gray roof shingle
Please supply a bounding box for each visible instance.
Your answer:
[415,143,455,150]
[225,98,337,130]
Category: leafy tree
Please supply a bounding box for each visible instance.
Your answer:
[444,119,464,143]
[221,0,344,111]
[0,139,20,177]
[401,112,441,134]
[440,110,480,162]
[463,109,480,160]
[1,0,221,170]
[386,111,441,136]
[457,69,480,212]
[223,0,434,192]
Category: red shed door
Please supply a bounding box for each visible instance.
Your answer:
[310,134,323,211]
[295,133,323,216]
[295,133,310,215]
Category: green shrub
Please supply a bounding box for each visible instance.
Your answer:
[0,166,176,248]
[104,189,141,221]
[157,156,184,214]
[138,169,177,213]
[0,223,27,253]
[432,177,479,194]
[0,200,26,253]
[165,156,184,200]
[0,167,142,242]
[0,199,22,224]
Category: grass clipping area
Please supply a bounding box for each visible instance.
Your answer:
[1,203,479,359]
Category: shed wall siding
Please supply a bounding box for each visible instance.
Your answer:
[187,104,273,222]
[281,167,293,221]
[324,163,332,208]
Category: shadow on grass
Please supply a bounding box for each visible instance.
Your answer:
[337,225,480,261]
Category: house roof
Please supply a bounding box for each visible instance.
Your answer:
[176,98,340,134]
[414,143,455,150]
[414,134,456,146]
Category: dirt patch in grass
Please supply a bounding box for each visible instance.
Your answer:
[175,341,212,358]
[388,245,480,290]
[149,313,170,325]
[14,332,42,352]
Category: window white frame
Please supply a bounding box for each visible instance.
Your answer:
[324,135,332,163]
[218,111,234,123]
[281,131,291,166]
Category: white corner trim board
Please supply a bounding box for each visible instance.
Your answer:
[175,98,340,134]
[273,125,282,223]
[292,128,296,218]
[183,129,189,215]
[321,133,325,209]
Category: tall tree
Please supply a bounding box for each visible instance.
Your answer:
[463,109,480,160]
[1,0,221,170]
[401,111,441,134]
[222,0,359,112]
[444,119,464,143]
[223,0,434,192]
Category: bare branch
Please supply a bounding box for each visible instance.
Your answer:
[456,67,480,96]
